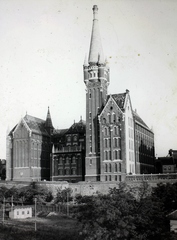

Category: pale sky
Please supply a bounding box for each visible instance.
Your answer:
[0,0,177,159]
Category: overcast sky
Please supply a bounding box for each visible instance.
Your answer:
[0,0,176,159]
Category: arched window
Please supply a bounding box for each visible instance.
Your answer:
[104,127,107,136]
[114,126,117,135]
[113,113,116,122]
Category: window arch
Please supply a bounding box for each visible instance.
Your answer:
[114,126,117,135]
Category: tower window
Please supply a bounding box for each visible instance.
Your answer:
[89,112,91,118]
[90,159,92,165]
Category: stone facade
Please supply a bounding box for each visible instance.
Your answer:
[6,109,53,181]
[50,120,86,182]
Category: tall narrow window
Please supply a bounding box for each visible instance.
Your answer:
[104,127,107,136]
[115,163,118,172]
[105,164,108,172]
[119,163,121,172]
[113,113,116,122]
[105,139,108,148]
[108,114,111,123]
[109,163,112,172]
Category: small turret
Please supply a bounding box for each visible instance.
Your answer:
[45,107,54,135]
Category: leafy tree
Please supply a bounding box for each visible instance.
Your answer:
[18,183,53,204]
[76,183,169,240]
[54,187,73,203]
[152,182,177,214]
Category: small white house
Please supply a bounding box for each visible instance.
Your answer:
[168,210,177,232]
[9,207,32,219]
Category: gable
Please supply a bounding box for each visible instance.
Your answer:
[99,95,123,124]
[13,119,31,139]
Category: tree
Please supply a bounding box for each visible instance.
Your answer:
[76,183,169,240]
[54,187,73,203]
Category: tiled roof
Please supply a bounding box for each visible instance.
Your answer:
[24,115,49,136]
[53,129,69,137]
[108,93,126,110]
[133,111,149,129]
[67,120,86,134]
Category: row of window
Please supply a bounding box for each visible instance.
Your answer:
[104,150,121,160]
[56,156,78,164]
[104,137,121,148]
[104,126,121,136]
[135,124,153,138]
[66,135,78,142]
[105,175,122,182]
[57,168,77,175]
[105,163,122,173]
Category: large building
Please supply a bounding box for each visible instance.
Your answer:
[6,108,53,181]
[6,5,155,182]
[83,5,155,182]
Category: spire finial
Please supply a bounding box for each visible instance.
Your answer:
[88,5,104,64]
[93,5,98,20]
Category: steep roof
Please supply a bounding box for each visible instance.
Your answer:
[107,93,126,110]
[23,115,49,136]
[45,107,53,129]
[53,128,68,137]
[88,5,104,64]
[133,110,149,129]
[67,120,86,134]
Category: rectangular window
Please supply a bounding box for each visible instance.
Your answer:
[89,112,91,118]
[90,159,92,165]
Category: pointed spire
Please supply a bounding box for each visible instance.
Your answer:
[88,5,104,64]
[45,106,53,130]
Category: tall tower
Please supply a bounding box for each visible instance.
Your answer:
[84,5,110,181]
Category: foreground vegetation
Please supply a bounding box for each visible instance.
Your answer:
[1,182,177,239]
